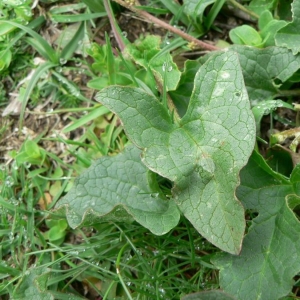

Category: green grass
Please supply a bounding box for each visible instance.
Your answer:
[0,158,219,298]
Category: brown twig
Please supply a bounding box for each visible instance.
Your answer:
[112,0,220,51]
[104,0,126,51]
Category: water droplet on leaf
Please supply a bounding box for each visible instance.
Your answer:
[151,193,159,198]
[75,60,82,67]
[5,176,14,187]
[59,58,67,65]
[24,162,31,168]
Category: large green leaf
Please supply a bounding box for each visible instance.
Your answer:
[96,51,256,254]
[214,158,300,300]
[12,267,54,300]
[201,46,300,103]
[56,145,180,235]
[276,0,300,55]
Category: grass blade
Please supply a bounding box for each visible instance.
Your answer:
[19,61,58,130]
[0,20,58,63]
[0,16,46,64]
[63,105,110,133]
[50,12,107,23]
[205,0,226,29]
[60,22,85,60]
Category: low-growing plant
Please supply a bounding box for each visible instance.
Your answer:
[3,0,300,299]
[54,0,300,298]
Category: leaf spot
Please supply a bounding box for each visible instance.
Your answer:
[221,71,230,79]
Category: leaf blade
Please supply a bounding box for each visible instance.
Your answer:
[55,145,180,235]
[276,0,300,55]
[214,158,300,300]
[96,50,256,254]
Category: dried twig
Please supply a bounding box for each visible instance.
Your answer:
[103,0,126,51]
[112,0,220,51]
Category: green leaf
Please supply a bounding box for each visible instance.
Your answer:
[213,156,300,300]
[126,35,181,91]
[63,106,110,133]
[55,145,180,235]
[15,6,32,22]
[12,267,54,300]
[276,0,300,54]
[250,149,289,184]
[49,2,87,14]
[259,10,287,47]
[87,77,109,90]
[0,49,12,71]
[0,20,58,63]
[46,219,68,244]
[169,60,202,117]
[96,51,256,254]
[183,0,215,23]
[150,53,181,91]
[258,10,273,29]
[50,12,106,23]
[214,45,300,102]
[205,0,226,29]
[159,0,190,26]
[19,61,58,130]
[82,0,105,12]
[125,35,161,68]
[248,0,277,16]
[25,140,41,158]
[252,99,294,132]
[60,22,85,61]
[0,22,17,35]
[229,25,263,47]
[291,163,300,184]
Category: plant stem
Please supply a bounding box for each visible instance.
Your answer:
[116,243,134,300]
[104,0,126,51]
[112,0,219,51]
[227,0,259,19]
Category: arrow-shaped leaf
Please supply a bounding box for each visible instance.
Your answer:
[96,50,256,254]
[276,0,300,55]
